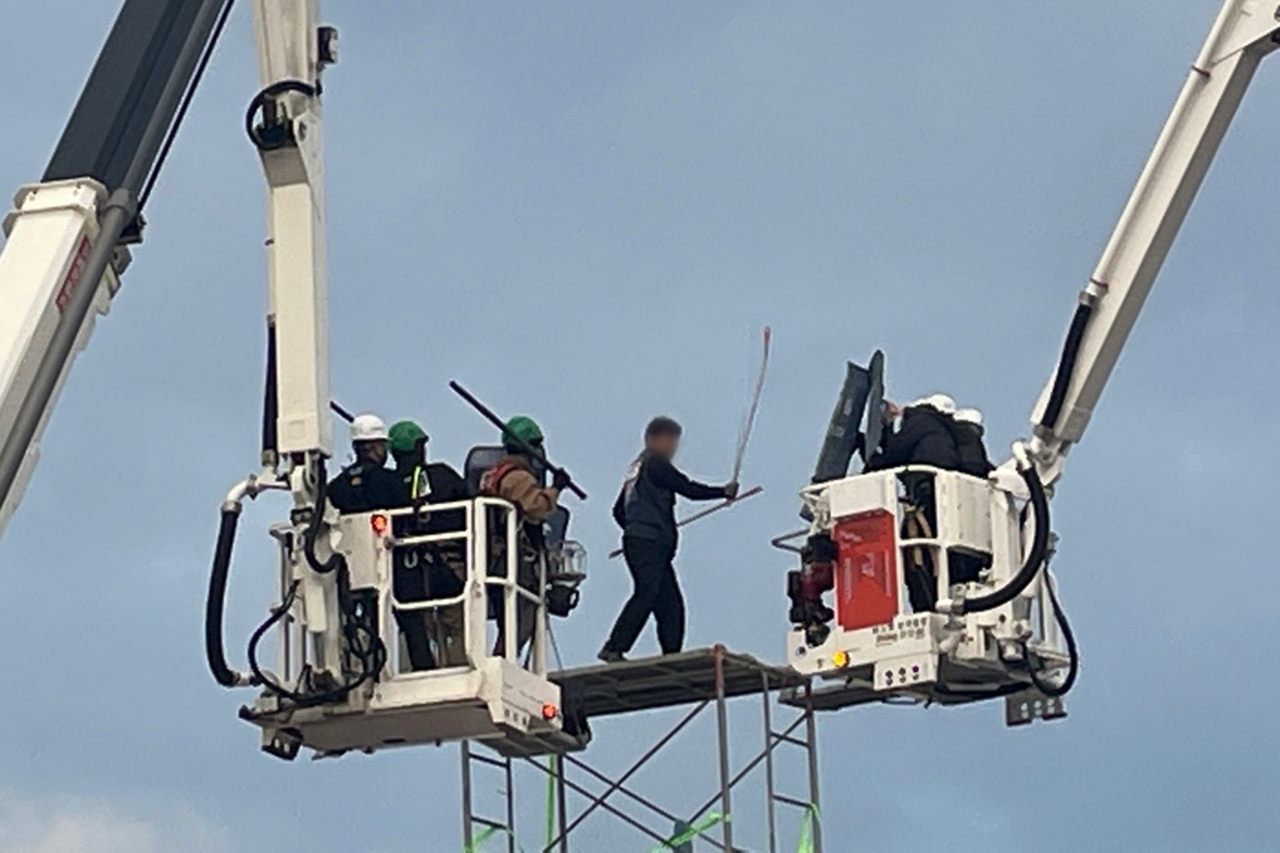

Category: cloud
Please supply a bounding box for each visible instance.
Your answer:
[0,791,228,853]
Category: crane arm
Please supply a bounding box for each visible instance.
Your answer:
[1025,0,1280,486]
[251,0,335,464]
[0,0,231,537]
[0,0,337,539]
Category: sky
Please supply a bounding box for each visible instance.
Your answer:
[1,1,1278,851]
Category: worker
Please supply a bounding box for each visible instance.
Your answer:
[864,394,960,472]
[599,416,739,663]
[866,394,960,612]
[478,415,570,658]
[951,407,994,479]
[326,413,401,514]
[387,420,471,670]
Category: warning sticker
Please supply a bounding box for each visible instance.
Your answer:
[55,236,93,314]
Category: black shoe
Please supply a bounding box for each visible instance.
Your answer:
[597,647,626,664]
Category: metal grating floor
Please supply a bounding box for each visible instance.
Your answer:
[550,645,807,719]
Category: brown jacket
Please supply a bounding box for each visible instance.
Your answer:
[481,455,561,523]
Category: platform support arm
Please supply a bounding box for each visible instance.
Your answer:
[252,0,334,466]
[1025,0,1280,484]
[0,0,230,539]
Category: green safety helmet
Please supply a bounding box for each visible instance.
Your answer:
[388,420,429,453]
[504,415,544,450]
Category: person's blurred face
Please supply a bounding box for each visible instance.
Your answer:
[357,439,388,466]
[647,432,680,460]
[392,439,426,469]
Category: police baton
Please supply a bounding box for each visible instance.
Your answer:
[448,381,588,500]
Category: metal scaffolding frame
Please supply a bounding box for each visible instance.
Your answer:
[460,646,823,852]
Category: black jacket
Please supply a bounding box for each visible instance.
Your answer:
[951,422,994,479]
[327,458,403,514]
[866,406,959,472]
[395,459,470,535]
[613,451,727,545]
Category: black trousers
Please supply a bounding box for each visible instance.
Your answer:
[393,556,436,672]
[606,536,683,655]
[491,554,540,660]
[394,546,466,671]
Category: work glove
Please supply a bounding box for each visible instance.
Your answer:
[723,481,740,501]
[552,468,572,491]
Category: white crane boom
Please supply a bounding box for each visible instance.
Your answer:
[254,0,332,460]
[0,0,231,539]
[1027,0,1280,485]
[0,0,335,540]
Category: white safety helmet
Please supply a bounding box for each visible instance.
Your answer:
[350,413,389,443]
[911,394,957,416]
[954,408,983,426]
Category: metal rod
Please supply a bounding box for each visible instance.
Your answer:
[329,399,355,423]
[730,325,770,483]
[505,756,516,853]
[682,485,764,527]
[550,699,710,844]
[461,741,474,850]
[139,0,236,208]
[770,528,808,555]
[524,758,671,848]
[715,646,734,852]
[448,381,587,499]
[773,794,814,811]
[609,486,763,558]
[804,684,824,853]
[563,754,686,825]
[556,755,569,853]
[762,671,778,853]
[688,714,807,822]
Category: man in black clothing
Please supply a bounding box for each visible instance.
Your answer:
[864,394,960,473]
[387,420,471,670]
[865,395,960,612]
[327,413,402,514]
[599,417,739,662]
[951,408,994,479]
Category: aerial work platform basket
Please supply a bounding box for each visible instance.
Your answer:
[240,496,589,760]
[781,465,1072,724]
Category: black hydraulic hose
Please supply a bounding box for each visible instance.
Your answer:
[139,0,237,210]
[247,581,353,707]
[246,580,355,708]
[302,459,343,575]
[248,573,385,709]
[956,464,1051,615]
[261,319,279,466]
[245,79,319,151]
[1039,301,1094,432]
[1027,574,1079,698]
[206,506,246,687]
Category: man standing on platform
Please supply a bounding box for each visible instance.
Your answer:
[599,417,738,662]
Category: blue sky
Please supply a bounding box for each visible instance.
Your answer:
[1,2,1278,851]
